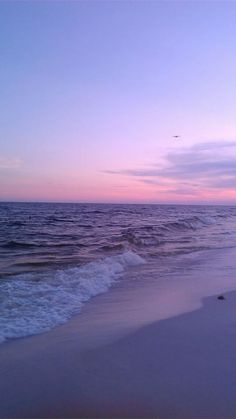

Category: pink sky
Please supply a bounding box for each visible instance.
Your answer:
[1,2,236,204]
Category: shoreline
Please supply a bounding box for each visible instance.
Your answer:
[1,247,236,418]
[1,290,236,418]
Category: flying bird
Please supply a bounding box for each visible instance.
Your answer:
[173,135,181,139]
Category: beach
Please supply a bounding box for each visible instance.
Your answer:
[1,247,236,418]
[2,0,236,415]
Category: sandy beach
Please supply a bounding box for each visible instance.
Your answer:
[1,247,236,419]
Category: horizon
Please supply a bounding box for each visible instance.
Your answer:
[1,2,236,204]
[1,200,236,208]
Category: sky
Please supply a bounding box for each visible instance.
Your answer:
[1,1,236,204]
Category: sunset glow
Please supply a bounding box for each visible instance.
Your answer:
[1,2,236,204]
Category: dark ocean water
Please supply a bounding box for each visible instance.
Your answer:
[1,202,236,343]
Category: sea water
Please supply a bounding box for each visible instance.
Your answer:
[1,202,236,343]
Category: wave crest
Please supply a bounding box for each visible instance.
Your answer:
[0,251,145,343]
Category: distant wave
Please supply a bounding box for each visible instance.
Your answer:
[0,250,145,343]
[2,240,87,249]
[47,217,75,223]
[3,240,36,249]
[99,243,125,252]
[122,231,163,247]
[120,215,218,249]
[164,215,217,231]
[8,221,26,227]
[85,210,105,214]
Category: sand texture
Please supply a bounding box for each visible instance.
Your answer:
[1,290,236,418]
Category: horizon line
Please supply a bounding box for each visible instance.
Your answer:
[0,200,236,207]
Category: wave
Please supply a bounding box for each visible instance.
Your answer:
[2,240,87,249]
[119,215,218,249]
[7,221,26,227]
[47,217,75,223]
[99,243,125,252]
[164,215,217,232]
[85,210,105,215]
[0,250,145,343]
[3,240,36,249]
[123,232,162,247]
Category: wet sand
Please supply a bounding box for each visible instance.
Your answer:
[1,290,236,418]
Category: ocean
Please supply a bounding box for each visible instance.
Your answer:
[1,202,236,344]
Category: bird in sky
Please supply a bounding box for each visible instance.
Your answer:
[173,135,181,139]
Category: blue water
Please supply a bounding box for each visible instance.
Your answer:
[1,202,236,343]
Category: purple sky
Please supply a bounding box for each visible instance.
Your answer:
[1,1,236,204]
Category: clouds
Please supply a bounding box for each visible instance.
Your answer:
[104,141,236,198]
[0,157,22,170]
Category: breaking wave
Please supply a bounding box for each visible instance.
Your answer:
[0,251,145,343]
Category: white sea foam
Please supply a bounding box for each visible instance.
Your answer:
[0,251,145,343]
[197,215,217,225]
